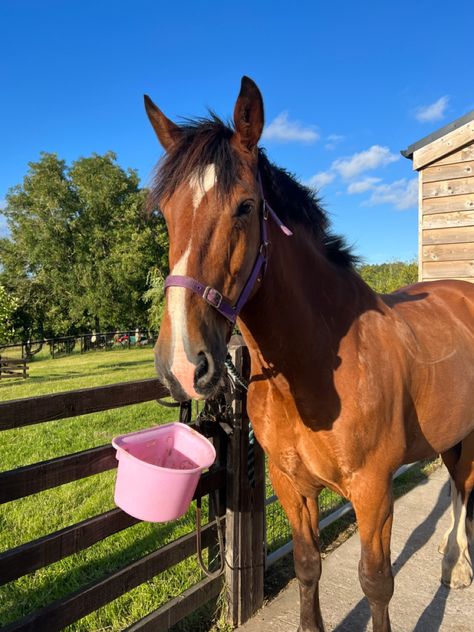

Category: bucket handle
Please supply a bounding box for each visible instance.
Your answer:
[196,491,225,578]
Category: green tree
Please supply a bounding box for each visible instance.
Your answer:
[0,284,18,343]
[143,267,166,332]
[0,152,168,338]
[358,261,418,294]
[0,153,76,338]
[66,152,168,332]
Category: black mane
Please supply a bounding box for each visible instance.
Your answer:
[257,152,357,268]
[149,115,357,269]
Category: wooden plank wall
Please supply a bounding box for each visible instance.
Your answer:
[417,143,474,282]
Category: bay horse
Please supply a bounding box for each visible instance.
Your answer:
[145,77,474,632]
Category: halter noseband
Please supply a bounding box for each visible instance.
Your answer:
[164,174,293,324]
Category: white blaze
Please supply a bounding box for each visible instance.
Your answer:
[189,164,216,210]
[168,164,216,399]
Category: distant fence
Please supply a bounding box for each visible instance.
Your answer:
[0,330,157,360]
[0,356,28,380]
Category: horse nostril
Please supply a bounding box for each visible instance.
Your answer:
[195,352,209,382]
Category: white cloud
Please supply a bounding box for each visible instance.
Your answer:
[262,111,319,143]
[325,134,344,150]
[307,171,335,190]
[365,178,418,210]
[332,145,400,179]
[347,177,381,194]
[415,96,449,122]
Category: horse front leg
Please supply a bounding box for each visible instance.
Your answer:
[352,473,394,632]
[269,460,325,632]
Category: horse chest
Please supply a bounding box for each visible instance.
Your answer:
[247,391,346,497]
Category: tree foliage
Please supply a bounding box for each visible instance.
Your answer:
[0,152,168,338]
[142,267,166,332]
[358,261,418,294]
[0,284,18,343]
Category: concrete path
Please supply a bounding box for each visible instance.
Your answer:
[239,468,474,631]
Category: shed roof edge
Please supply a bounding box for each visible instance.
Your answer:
[401,109,474,160]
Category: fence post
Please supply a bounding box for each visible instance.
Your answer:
[225,339,265,627]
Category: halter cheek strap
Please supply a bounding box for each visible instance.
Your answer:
[163,174,292,324]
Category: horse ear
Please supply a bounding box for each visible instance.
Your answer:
[144,95,181,151]
[233,76,264,152]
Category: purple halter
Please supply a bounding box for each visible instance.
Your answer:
[164,174,293,324]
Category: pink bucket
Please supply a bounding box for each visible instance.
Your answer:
[112,422,216,522]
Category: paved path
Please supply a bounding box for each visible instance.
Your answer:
[239,468,473,631]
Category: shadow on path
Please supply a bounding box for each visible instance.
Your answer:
[333,479,450,631]
[412,584,450,632]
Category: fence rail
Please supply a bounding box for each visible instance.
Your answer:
[0,468,226,587]
[0,377,227,631]
[2,521,222,632]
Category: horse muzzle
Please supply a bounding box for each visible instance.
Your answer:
[155,346,225,401]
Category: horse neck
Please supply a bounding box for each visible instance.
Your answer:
[238,222,378,370]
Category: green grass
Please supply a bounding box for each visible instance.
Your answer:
[0,347,170,470]
[0,348,223,631]
[0,345,157,399]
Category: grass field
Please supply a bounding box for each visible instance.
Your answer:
[0,347,223,631]
[0,347,441,631]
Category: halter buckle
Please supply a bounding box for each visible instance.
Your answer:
[260,241,270,258]
[203,286,223,309]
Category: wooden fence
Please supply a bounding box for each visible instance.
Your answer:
[0,341,265,631]
[0,357,28,380]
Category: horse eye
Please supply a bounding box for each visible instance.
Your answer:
[235,201,254,217]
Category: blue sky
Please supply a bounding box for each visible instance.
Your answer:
[1,1,472,263]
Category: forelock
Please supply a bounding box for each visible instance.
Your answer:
[148,115,244,212]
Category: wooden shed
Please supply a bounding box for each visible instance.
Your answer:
[402,111,474,282]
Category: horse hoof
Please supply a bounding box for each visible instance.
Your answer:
[441,558,473,589]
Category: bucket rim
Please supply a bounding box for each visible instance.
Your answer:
[112,422,216,474]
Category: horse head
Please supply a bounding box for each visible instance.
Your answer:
[145,77,266,400]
